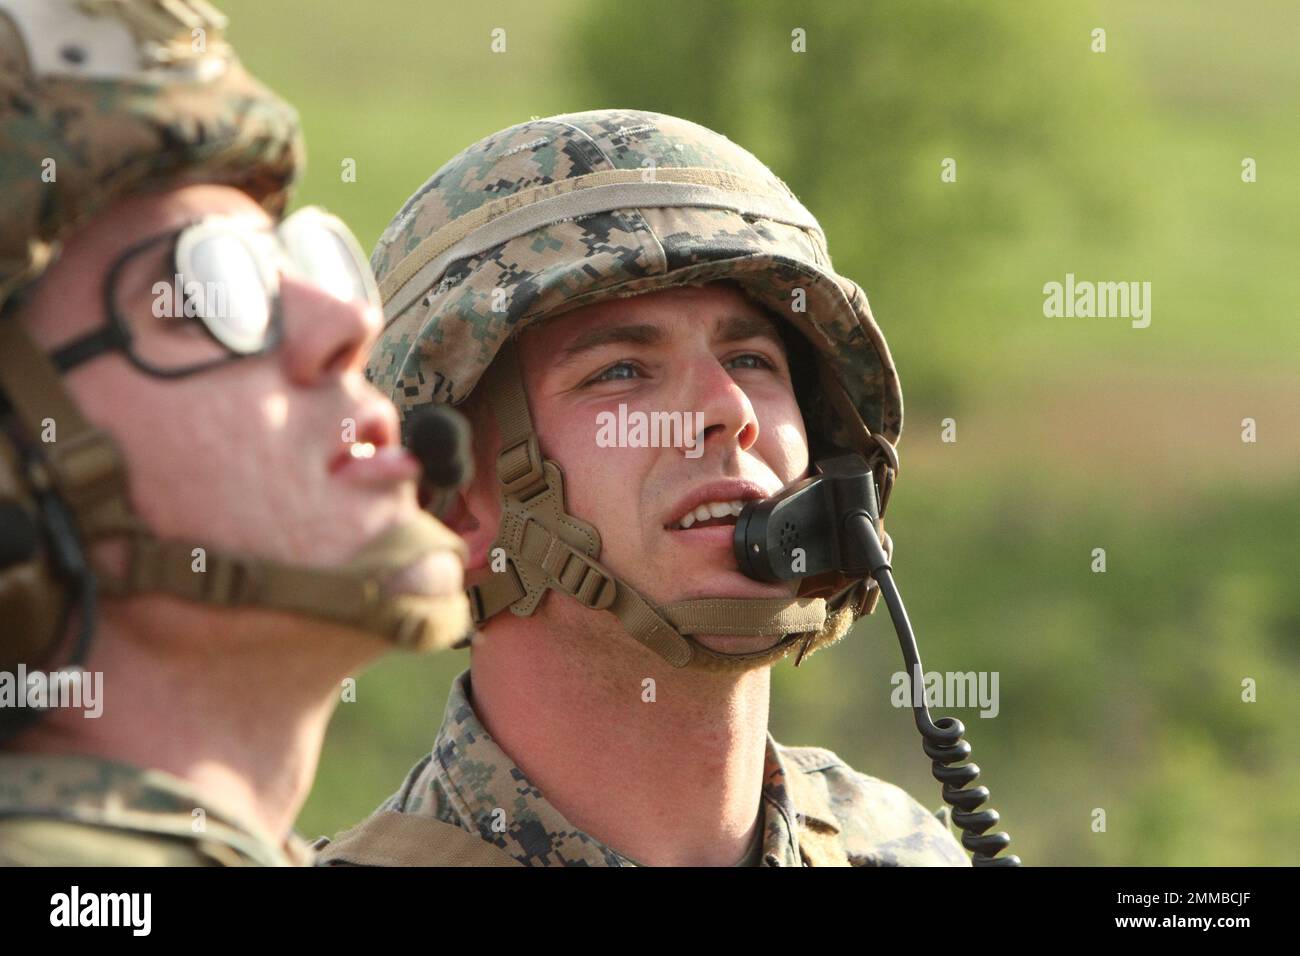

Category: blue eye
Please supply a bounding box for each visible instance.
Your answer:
[584,352,777,387]
[589,360,642,384]
[726,353,777,371]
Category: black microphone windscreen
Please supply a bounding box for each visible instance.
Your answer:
[406,405,473,490]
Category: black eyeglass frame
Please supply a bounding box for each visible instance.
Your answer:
[49,223,284,379]
[48,206,377,379]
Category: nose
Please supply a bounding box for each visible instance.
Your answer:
[276,274,381,386]
[686,351,760,454]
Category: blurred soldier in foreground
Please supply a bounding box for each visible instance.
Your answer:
[317,109,969,866]
[0,0,471,866]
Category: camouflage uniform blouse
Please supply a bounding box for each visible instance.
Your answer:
[0,754,314,866]
[320,670,969,867]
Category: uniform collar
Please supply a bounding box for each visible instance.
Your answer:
[424,670,633,865]
[759,737,849,866]
[404,669,841,866]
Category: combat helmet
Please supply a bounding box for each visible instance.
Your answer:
[369,108,902,670]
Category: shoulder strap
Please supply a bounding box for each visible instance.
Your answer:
[315,811,522,867]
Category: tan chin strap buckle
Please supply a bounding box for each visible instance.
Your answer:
[492,457,607,615]
[530,520,617,611]
[197,552,260,606]
[496,434,546,500]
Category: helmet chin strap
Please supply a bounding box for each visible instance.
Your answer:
[463,339,874,671]
[0,319,474,655]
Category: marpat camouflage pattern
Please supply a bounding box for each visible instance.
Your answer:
[0,754,314,866]
[319,671,969,867]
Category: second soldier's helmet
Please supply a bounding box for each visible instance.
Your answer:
[369,108,902,670]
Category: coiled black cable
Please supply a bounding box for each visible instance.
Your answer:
[847,513,1021,867]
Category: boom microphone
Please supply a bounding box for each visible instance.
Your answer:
[733,453,881,582]
[406,405,474,520]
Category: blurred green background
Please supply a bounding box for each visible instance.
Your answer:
[220,0,1300,865]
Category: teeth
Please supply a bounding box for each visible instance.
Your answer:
[349,442,377,460]
[677,498,748,529]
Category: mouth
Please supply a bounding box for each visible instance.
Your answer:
[670,499,745,531]
[329,405,420,484]
[663,480,770,533]
[658,480,799,597]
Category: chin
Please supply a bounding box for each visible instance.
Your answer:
[691,632,787,654]
[661,568,799,602]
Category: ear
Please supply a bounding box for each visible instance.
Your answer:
[438,391,504,573]
[439,472,500,572]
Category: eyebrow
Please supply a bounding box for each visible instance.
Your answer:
[555,312,787,367]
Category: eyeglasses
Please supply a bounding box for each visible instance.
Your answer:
[50,206,381,378]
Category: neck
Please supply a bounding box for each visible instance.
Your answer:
[470,607,771,867]
[9,596,380,848]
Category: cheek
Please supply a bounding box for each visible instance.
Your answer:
[69,362,283,539]
[535,403,644,533]
[759,394,811,481]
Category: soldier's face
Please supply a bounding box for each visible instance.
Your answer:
[19,184,460,598]
[510,282,809,648]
